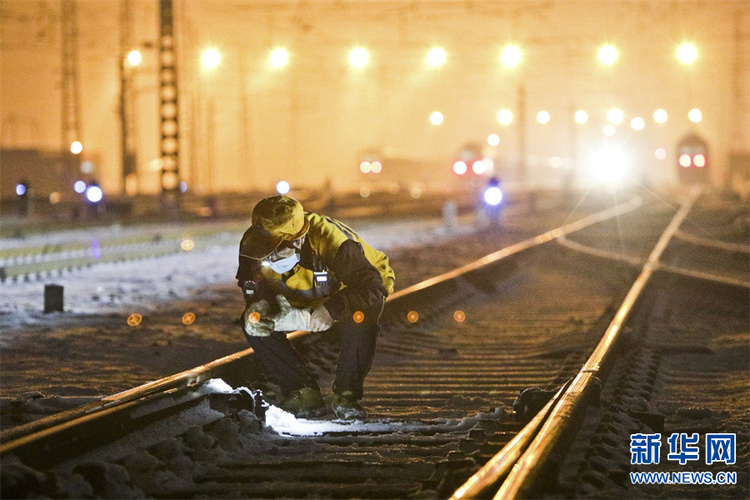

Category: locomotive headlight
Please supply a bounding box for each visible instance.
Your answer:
[588,145,630,186]
[483,186,504,206]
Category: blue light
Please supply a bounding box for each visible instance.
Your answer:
[180,181,187,193]
[86,186,103,203]
[74,180,87,193]
[483,186,504,206]
[15,184,27,196]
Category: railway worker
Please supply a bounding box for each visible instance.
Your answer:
[236,195,395,420]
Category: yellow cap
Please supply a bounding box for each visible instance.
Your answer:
[240,195,310,259]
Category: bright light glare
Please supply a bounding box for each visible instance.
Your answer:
[370,161,382,174]
[349,47,369,68]
[15,184,26,196]
[655,148,667,160]
[537,111,550,124]
[693,154,705,167]
[689,108,702,123]
[453,161,467,175]
[484,186,503,206]
[631,117,645,130]
[598,45,618,65]
[126,50,142,66]
[427,47,446,67]
[74,180,87,193]
[590,146,628,185]
[276,180,290,194]
[201,48,221,70]
[472,160,486,175]
[607,108,624,124]
[574,110,588,124]
[501,45,522,67]
[487,134,500,147]
[430,111,444,125]
[677,43,698,64]
[359,161,371,174]
[679,154,692,168]
[70,141,83,154]
[497,109,513,125]
[269,48,289,68]
[654,109,668,123]
[85,186,103,203]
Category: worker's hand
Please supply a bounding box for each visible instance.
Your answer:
[272,295,334,332]
[242,299,274,337]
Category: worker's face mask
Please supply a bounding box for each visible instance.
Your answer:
[266,237,304,274]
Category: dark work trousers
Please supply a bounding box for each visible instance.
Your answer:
[244,300,383,400]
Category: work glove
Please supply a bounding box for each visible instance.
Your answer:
[272,295,334,332]
[242,299,274,337]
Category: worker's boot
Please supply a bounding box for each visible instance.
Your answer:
[332,391,367,420]
[280,387,327,418]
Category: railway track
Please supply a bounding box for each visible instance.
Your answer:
[1,189,747,499]
[454,187,749,499]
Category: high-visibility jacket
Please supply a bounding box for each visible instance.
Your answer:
[236,213,395,321]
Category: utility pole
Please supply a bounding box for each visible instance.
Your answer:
[60,0,81,167]
[119,0,137,195]
[158,0,181,209]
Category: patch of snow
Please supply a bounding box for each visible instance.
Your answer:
[0,215,477,337]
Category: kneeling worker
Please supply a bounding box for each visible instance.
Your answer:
[236,195,395,419]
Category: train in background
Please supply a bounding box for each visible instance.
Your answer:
[676,133,709,185]
[356,147,443,198]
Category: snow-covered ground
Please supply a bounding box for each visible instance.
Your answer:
[0,214,478,338]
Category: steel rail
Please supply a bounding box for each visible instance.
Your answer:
[557,233,750,289]
[454,186,701,500]
[0,196,644,462]
[450,382,570,500]
[673,228,750,254]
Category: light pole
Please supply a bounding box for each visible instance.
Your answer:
[200,47,221,194]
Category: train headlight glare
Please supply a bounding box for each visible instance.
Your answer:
[693,154,705,168]
[453,161,467,175]
[679,154,692,168]
[472,160,486,175]
[590,146,628,185]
